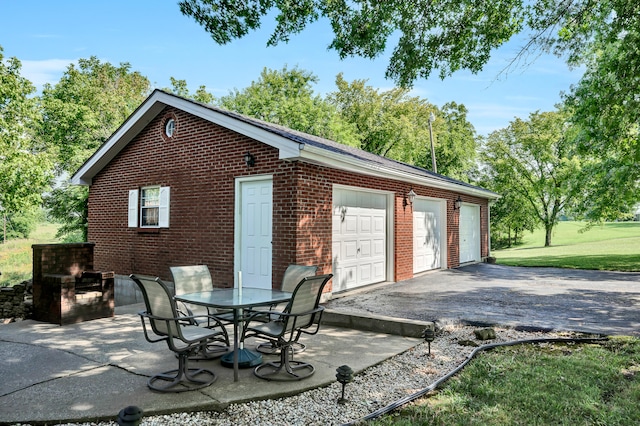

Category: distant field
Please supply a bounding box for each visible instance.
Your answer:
[0,223,60,286]
[493,222,640,271]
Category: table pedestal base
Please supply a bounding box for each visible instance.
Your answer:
[221,348,263,369]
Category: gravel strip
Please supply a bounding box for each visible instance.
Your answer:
[28,325,571,426]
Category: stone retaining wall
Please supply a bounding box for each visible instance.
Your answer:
[0,283,27,319]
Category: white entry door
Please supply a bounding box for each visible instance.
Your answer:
[332,188,387,292]
[459,204,481,264]
[239,179,272,289]
[413,199,443,273]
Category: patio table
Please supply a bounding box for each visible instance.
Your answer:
[175,287,292,381]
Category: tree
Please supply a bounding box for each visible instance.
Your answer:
[217,65,359,145]
[482,110,583,247]
[40,57,151,173]
[436,102,478,181]
[327,74,477,179]
[563,3,640,221]
[165,77,215,104]
[40,57,150,240]
[328,74,422,157]
[44,183,88,243]
[477,167,538,250]
[488,191,538,249]
[0,46,53,240]
[178,0,621,87]
[180,1,640,223]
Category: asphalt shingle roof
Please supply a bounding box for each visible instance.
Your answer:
[178,92,498,198]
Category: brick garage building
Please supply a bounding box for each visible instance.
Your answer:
[71,90,499,296]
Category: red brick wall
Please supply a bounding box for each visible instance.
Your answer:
[89,107,286,286]
[88,107,490,289]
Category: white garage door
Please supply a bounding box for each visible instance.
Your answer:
[459,204,481,263]
[413,199,443,273]
[332,188,387,292]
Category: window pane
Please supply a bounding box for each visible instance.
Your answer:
[141,187,160,226]
[142,207,159,226]
[141,187,160,207]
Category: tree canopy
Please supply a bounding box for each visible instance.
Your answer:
[165,76,215,104]
[218,65,360,145]
[482,110,584,246]
[40,57,151,240]
[0,47,52,218]
[40,57,151,173]
[327,74,477,180]
[563,1,640,221]
[178,0,628,87]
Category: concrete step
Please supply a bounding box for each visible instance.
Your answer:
[322,309,432,338]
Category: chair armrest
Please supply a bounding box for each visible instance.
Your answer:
[267,305,325,319]
[140,311,212,324]
[139,311,224,349]
[244,306,325,340]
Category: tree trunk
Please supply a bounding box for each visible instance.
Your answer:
[545,224,553,247]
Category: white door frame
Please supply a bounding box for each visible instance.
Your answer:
[234,175,273,288]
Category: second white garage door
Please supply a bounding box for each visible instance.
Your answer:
[332,188,388,292]
[413,198,444,273]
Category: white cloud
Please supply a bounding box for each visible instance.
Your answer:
[20,58,76,90]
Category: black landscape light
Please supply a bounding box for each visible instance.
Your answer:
[423,324,436,355]
[336,364,354,404]
[117,405,143,426]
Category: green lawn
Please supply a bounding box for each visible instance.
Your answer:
[493,222,640,271]
[374,337,640,425]
[0,223,60,286]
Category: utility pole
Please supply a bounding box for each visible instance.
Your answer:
[428,112,437,173]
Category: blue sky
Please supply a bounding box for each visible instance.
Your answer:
[1,1,584,136]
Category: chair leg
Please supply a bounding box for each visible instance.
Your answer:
[253,345,315,381]
[149,352,217,392]
[188,341,229,361]
[210,320,231,347]
[256,340,306,354]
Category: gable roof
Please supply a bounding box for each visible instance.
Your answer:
[71,89,498,200]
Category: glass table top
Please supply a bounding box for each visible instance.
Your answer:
[175,287,292,309]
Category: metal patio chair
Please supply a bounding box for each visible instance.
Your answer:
[244,273,332,381]
[253,264,318,355]
[170,265,233,354]
[130,274,224,392]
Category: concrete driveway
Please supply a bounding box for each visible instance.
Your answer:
[325,263,640,336]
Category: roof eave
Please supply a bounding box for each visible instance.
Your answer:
[297,144,500,200]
